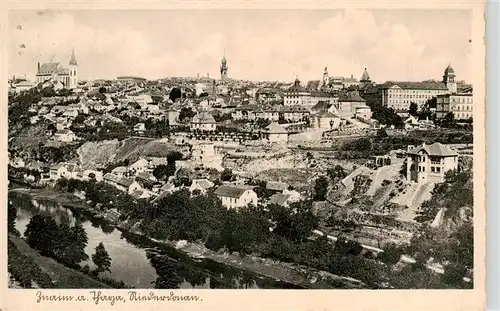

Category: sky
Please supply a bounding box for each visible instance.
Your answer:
[8,9,473,83]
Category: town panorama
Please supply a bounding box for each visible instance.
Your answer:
[8,17,473,291]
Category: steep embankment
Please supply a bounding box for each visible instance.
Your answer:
[77,137,177,169]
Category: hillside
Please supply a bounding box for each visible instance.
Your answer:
[77,137,178,169]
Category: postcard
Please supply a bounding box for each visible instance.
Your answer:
[1,1,486,310]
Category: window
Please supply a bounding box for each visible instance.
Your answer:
[431,167,435,172]
[436,167,441,173]
[422,167,425,172]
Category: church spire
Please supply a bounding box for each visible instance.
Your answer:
[69,48,78,66]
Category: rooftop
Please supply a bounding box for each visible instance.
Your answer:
[214,185,253,198]
[407,142,459,157]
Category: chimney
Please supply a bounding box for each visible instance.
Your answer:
[37,62,40,71]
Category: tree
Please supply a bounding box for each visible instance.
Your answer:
[327,165,347,182]
[441,112,456,128]
[220,168,233,182]
[8,202,20,236]
[313,175,329,201]
[377,127,388,138]
[169,87,182,102]
[24,215,61,257]
[152,164,175,180]
[73,114,86,124]
[378,242,403,265]
[92,242,112,274]
[409,102,418,116]
[98,86,107,94]
[178,107,196,122]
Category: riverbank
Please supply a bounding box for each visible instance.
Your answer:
[9,186,366,289]
[8,234,111,289]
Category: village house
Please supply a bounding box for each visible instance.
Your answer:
[111,166,129,177]
[129,158,150,175]
[312,111,341,130]
[266,181,289,194]
[62,108,79,119]
[49,162,81,180]
[189,179,215,194]
[147,157,169,168]
[214,185,258,209]
[403,115,421,131]
[336,91,372,120]
[53,129,77,142]
[191,142,224,171]
[136,171,158,187]
[265,122,289,144]
[281,105,310,122]
[130,188,157,200]
[134,123,146,135]
[190,112,217,131]
[103,173,142,194]
[406,142,459,184]
[268,191,301,207]
[29,116,40,124]
[10,157,26,168]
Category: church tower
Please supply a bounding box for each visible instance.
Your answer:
[69,48,78,89]
[443,63,457,94]
[220,53,228,82]
[322,66,329,87]
[359,67,371,88]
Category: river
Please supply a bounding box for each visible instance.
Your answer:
[10,190,302,289]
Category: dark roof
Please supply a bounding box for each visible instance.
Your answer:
[69,49,78,66]
[268,193,291,206]
[360,68,371,82]
[338,92,366,102]
[379,81,448,90]
[214,185,252,198]
[266,181,288,191]
[37,62,61,75]
[311,100,333,111]
[444,64,455,75]
[407,142,458,157]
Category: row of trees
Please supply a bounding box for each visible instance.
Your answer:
[24,214,112,276]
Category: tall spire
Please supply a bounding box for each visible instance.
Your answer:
[69,48,78,66]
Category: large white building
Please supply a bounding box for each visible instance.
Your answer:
[283,77,336,110]
[379,64,458,112]
[406,142,459,184]
[436,92,473,120]
[36,49,78,89]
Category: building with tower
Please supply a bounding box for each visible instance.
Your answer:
[220,54,228,81]
[379,63,460,112]
[322,66,329,87]
[36,49,78,89]
[442,63,457,94]
[359,68,372,88]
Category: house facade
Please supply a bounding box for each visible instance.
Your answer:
[436,93,473,120]
[265,122,288,144]
[406,142,459,184]
[190,112,216,131]
[214,185,258,209]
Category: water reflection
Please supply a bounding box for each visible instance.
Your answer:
[9,191,303,289]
